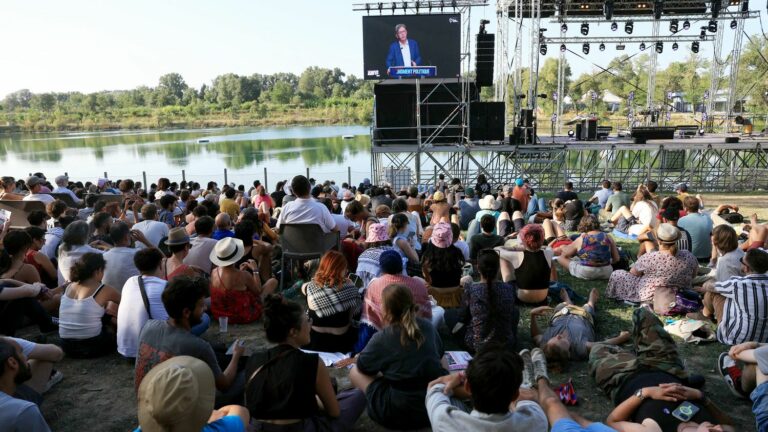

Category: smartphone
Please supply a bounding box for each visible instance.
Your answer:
[671,401,700,422]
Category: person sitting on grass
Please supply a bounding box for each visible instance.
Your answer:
[426,345,548,431]
[636,205,692,258]
[245,294,365,432]
[498,223,555,304]
[469,214,505,261]
[610,185,659,237]
[134,356,250,432]
[531,288,630,365]
[349,284,447,430]
[717,341,768,431]
[554,215,619,280]
[0,338,51,431]
[590,307,735,432]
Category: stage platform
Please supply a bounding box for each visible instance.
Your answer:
[370,134,768,193]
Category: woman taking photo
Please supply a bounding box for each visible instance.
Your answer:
[58,253,121,358]
[209,237,278,324]
[245,294,365,432]
[302,251,361,353]
[349,284,446,430]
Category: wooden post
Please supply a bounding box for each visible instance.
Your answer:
[264,167,269,192]
[347,166,351,187]
[224,168,228,186]
[182,170,186,182]
[142,171,147,189]
[306,167,310,179]
[104,171,108,179]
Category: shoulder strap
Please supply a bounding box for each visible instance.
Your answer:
[137,276,152,320]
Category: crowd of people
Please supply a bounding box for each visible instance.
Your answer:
[0,171,766,431]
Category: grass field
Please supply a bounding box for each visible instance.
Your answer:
[35,193,765,431]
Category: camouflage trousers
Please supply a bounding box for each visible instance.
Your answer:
[589,306,689,401]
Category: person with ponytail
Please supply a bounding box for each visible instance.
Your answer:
[349,284,446,430]
[58,253,121,358]
[245,294,365,431]
[446,249,519,353]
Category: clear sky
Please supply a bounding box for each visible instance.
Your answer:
[0,0,765,99]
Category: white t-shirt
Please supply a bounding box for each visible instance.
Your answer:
[400,41,412,66]
[22,193,55,205]
[117,275,169,358]
[183,236,218,274]
[629,200,659,235]
[132,220,170,248]
[276,198,337,233]
[102,247,140,293]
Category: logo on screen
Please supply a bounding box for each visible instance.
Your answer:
[449,18,458,23]
[367,70,381,77]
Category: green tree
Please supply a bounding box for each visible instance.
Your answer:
[158,73,188,102]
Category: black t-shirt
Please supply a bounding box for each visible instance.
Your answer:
[516,250,551,289]
[469,234,505,260]
[557,190,579,202]
[615,371,718,430]
[564,200,584,221]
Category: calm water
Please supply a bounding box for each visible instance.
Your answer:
[0,125,372,188]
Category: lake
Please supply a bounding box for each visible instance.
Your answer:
[0,125,372,189]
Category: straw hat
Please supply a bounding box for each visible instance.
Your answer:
[164,227,190,246]
[137,356,214,432]
[209,237,245,267]
[656,223,681,243]
[479,195,500,210]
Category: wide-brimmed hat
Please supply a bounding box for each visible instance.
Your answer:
[479,195,500,210]
[164,227,190,246]
[656,223,681,243]
[209,237,245,267]
[430,222,453,248]
[366,223,389,243]
[137,356,214,432]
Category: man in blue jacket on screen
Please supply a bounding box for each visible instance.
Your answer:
[386,24,422,72]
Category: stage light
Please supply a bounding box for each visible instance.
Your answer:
[730,19,738,29]
[402,2,407,12]
[656,41,663,53]
[708,20,718,32]
[540,44,548,55]
[365,3,370,14]
[672,42,679,50]
[581,22,590,35]
[670,19,679,33]
[700,27,707,39]
[451,0,457,10]
[440,0,445,11]
[568,130,575,137]
[653,0,663,19]
[583,43,590,54]
[616,43,626,50]
[560,43,567,52]
[692,41,700,53]
[480,19,490,34]
[711,0,721,18]
[683,20,690,30]
[640,42,646,50]
[742,0,749,12]
[625,21,634,34]
[604,0,614,20]
[561,23,568,32]
[599,43,606,51]
[557,0,565,16]
[611,21,618,31]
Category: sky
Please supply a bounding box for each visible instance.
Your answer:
[0,0,766,99]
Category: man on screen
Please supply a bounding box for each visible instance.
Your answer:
[386,24,422,72]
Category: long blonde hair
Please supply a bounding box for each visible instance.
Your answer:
[382,284,424,347]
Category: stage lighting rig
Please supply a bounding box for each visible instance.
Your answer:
[653,0,663,19]
[692,41,700,53]
[540,44,548,55]
[581,22,590,35]
[711,0,721,18]
[625,21,634,34]
[670,19,679,33]
[656,41,663,53]
[683,20,690,30]
[604,0,614,20]
[730,19,738,29]
[672,42,679,50]
[599,42,606,51]
[611,21,618,31]
[708,20,718,32]
[640,42,646,50]
[561,23,568,32]
[560,43,567,52]
[583,43,590,54]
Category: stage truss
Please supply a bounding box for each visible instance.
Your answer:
[372,138,768,192]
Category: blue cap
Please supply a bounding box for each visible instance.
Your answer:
[515,178,524,186]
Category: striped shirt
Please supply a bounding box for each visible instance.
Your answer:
[715,273,768,345]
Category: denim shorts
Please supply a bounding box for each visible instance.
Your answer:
[751,381,768,432]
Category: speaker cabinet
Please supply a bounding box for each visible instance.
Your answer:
[469,102,505,141]
[475,34,495,87]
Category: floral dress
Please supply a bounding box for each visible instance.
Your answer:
[606,250,698,302]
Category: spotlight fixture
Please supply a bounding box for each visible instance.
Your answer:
[616,43,626,50]
[741,0,749,12]
[581,22,590,35]
[568,129,575,137]
[692,41,700,53]
[711,0,721,18]
[700,27,707,39]
[540,44,548,55]
[672,42,679,50]
[451,0,457,10]
[730,19,738,29]
[611,21,618,31]
[583,43,590,54]
[625,21,634,34]
[599,43,606,51]
[670,19,679,33]
[560,43,567,52]
[604,0,614,20]
[561,23,568,32]
[653,0,663,19]
[640,42,646,50]
[365,3,371,14]
[708,20,718,33]
[656,41,663,53]
[683,20,691,30]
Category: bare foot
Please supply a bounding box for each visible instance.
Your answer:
[559,288,572,304]
[751,213,759,225]
[587,288,599,307]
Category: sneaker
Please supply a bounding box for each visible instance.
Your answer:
[44,370,64,393]
[519,349,535,389]
[531,348,549,385]
[718,352,748,399]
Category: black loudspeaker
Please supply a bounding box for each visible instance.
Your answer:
[519,109,534,127]
[475,33,495,87]
[510,126,535,144]
[630,126,676,144]
[469,102,505,141]
[373,79,479,145]
[580,119,598,141]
